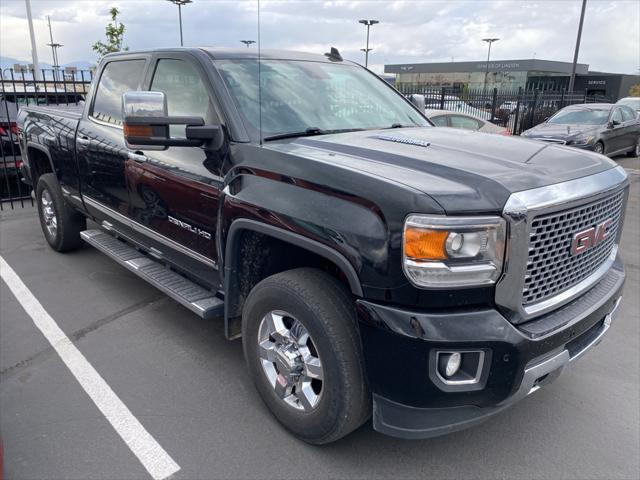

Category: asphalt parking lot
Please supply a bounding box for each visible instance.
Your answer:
[1,155,639,480]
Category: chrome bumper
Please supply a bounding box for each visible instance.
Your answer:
[501,295,622,407]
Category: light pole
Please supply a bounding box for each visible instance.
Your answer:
[46,16,63,81]
[24,0,41,80]
[482,38,499,94]
[240,40,256,48]
[568,0,587,92]
[358,19,379,68]
[167,0,192,46]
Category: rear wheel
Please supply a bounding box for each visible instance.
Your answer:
[593,141,605,155]
[36,173,86,252]
[627,137,640,157]
[242,268,370,444]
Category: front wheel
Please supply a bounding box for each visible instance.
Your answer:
[593,141,605,155]
[242,268,370,444]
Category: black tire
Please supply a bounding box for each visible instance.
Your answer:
[242,268,371,444]
[593,141,605,155]
[627,138,640,157]
[36,173,86,252]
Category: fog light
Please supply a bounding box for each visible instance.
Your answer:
[445,352,461,377]
[433,350,488,389]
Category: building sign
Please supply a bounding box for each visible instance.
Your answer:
[476,62,521,70]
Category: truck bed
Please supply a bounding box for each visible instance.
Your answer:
[21,104,84,120]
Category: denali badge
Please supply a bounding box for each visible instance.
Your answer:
[570,218,613,256]
[168,215,212,240]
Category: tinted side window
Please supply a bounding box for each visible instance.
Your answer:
[620,106,635,122]
[150,59,213,136]
[450,115,482,130]
[91,60,145,125]
[431,115,449,127]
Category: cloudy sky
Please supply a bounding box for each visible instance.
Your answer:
[0,0,638,74]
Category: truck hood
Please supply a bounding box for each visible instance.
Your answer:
[273,126,616,213]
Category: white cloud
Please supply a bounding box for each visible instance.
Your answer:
[0,0,638,73]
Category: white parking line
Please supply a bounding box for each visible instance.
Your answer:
[0,256,181,480]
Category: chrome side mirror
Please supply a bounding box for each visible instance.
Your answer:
[122,91,169,151]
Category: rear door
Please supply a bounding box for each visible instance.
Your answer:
[76,57,148,217]
[124,53,223,286]
[619,106,638,151]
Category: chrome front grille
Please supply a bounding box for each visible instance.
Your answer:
[523,190,625,306]
[536,138,566,145]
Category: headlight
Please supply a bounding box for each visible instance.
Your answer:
[403,214,506,288]
[572,135,595,145]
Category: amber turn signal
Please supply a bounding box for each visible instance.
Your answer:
[123,123,154,137]
[404,227,448,260]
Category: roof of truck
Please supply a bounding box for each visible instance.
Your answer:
[103,47,352,64]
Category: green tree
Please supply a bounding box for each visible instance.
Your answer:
[92,7,128,57]
[629,84,640,97]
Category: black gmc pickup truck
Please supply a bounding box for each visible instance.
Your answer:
[18,48,629,444]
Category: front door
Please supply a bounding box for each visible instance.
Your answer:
[605,107,625,154]
[125,56,224,287]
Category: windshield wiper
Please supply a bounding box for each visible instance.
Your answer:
[263,127,365,142]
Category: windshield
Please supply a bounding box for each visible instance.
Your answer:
[618,98,640,109]
[547,108,610,125]
[215,59,428,139]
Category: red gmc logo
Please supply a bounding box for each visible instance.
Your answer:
[570,218,614,255]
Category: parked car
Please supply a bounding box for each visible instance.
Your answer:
[616,97,640,116]
[521,103,640,157]
[425,109,510,135]
[18,48,629,443]
[424,98,493,120]
[0,97,23,188]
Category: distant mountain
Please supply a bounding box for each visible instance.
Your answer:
[0,56,94,72]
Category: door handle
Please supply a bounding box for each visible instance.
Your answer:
[128,152,147,163]
[77,136,90,147]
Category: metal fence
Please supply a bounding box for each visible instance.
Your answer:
[397,85,612,135]
[1,68,93,209]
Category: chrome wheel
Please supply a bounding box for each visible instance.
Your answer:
[40,189,58,238]
[257,310,323,411]
[593,142,604,154]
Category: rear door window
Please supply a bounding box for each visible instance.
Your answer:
[449,115,482,130]
[620,106,635,122]
[91,60,146,126]
[430,115,449,127]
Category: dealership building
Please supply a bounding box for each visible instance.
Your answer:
[384,59,639,100]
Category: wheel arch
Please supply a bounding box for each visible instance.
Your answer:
[26,142,56,186]
[223,218,363,339]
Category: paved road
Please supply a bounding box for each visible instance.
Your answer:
[1,156,639,480]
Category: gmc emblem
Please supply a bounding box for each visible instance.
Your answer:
[570,218,613,255]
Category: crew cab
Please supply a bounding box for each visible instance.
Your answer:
[18,48,628,443]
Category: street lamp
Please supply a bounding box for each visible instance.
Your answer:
[240,40,256,48]
[358,19,379,68]
[167,0,192,47]
[482,38,499,94]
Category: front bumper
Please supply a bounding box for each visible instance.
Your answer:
[357,259,625,439]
